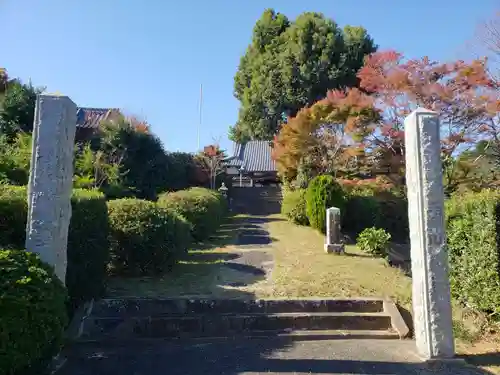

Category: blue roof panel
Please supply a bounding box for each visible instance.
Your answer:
[228,141,276,172]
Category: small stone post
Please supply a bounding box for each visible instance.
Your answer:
[26,94,77,284]
[324,207,345,254]
[404,108,455,360]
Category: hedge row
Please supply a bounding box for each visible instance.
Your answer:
[283,175,409,241]
[107,187,226,276]
[0,185,228,374]
[0,186,109,311]
[157,187,227,241]
[342,186,409,242]
[446,190,500,318]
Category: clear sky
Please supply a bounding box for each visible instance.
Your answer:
[2,1,497,153]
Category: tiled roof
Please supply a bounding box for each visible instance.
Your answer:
[76,107,119,129]
[227,140,277,172]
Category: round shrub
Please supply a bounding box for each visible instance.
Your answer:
[157,188,227,241]
[356,227,391,259]
[281,189,309,226]
[107,198,191,276]
[0,249,68,375]
[306,175,345,233]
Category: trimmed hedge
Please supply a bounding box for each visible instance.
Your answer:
[446,190,500,318]
[340,183,409,242]
[0,185,110,312]
[281,189,309,226]
[342,188,381,238]
[0,249,68,375]
[0,185,27,248]
[107,198,191,276]
[67,189,109,311]
[157,187,227,241]
[306,175,345,233]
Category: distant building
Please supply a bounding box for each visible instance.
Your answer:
[75,107,121,141]
[226,140,278,186]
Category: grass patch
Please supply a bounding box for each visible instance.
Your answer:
[244,215,413,306]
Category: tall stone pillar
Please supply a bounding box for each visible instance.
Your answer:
[404,108,455,360]
[26,94,77,284]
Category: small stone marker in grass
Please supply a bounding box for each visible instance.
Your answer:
[324,207,344,254]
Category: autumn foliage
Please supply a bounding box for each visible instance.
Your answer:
[273,50,500,188]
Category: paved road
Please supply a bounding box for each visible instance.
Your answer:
[57,338,488,375]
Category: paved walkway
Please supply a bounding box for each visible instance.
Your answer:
[57,338,488,375]
[224,216,275,284]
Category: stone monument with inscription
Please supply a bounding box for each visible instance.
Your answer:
[25,94,77,284]
[324,207,345,254]
[404,108,455,360]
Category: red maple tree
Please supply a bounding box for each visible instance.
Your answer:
[274,50,499,187]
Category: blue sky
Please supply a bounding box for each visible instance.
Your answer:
[2,1,497,153]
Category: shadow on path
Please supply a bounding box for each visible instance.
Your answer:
[58,337,494,375]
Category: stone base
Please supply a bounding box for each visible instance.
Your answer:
[324,243,345,254]
[421,357,467,365]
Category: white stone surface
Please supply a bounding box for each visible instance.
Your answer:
[404,108,455,360]
[26,95,77,284]
[324,207,344,254]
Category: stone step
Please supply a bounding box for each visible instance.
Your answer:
[79,312,392,340]
[72,329,400,346]
[90,298,385,318]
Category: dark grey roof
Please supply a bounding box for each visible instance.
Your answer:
[227,141,276,172]
[76,107,120,129]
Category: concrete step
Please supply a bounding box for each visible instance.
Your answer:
[70,298,410,342]
[72,329,400,346]
[90,298,384,318]
[79,312,392,340]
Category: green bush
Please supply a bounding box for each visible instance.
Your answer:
[107,198,191,275]
[339,183,408,242]
[157,187,227,241]
[0,185,27,248]
[281,189,309,225]
[306,175,345,233]
[0,249,68,375]
[342,188,381,237]
[377,196,409,242]
[446,190,500,318]
[356,227,391,258]
[0,185,110,312]
[67,189,109,312]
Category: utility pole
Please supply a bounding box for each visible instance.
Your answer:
[197,84,203,152]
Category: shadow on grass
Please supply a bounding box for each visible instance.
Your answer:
[107,249,266,299]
